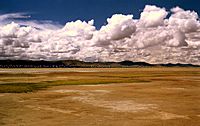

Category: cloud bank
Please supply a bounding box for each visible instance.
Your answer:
[0,5,200,64]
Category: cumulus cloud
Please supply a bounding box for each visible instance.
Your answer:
[138,5,168,27]
[0,5,200,64]
[96,14,136,42]
[168,6,199,33]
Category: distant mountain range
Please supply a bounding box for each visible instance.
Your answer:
[0,60,199,68]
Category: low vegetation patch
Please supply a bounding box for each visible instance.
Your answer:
[0,83,49,93]
[0,79,151,93]
[0,68,198,93]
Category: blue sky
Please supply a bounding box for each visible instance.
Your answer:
[0,0,200,28]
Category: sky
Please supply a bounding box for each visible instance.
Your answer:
[1,0,200,28]
[0,0,200,64]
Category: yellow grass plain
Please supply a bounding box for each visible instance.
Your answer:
[0,68,199,126]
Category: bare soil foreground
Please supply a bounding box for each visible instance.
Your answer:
[0,68,200,126]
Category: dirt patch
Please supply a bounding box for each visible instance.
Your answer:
[26,105,77,115]
[72,95,157,113]
[153,111,190,120]
[51,89,111,95]
[164,88,186,90]
[0,94,5,97]
[50,89,157,113]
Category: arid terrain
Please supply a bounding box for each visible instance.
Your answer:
[0,68,199,126]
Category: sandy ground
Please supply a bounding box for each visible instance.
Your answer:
[0,68,200,126]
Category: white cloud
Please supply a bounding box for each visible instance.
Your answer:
[0,5,200,64]
[97,14,136,40]
[168,6,199,33]
[138,5,168,27]
[15,20,63,30]
[0,13,30,22]
[166,30,188,47]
